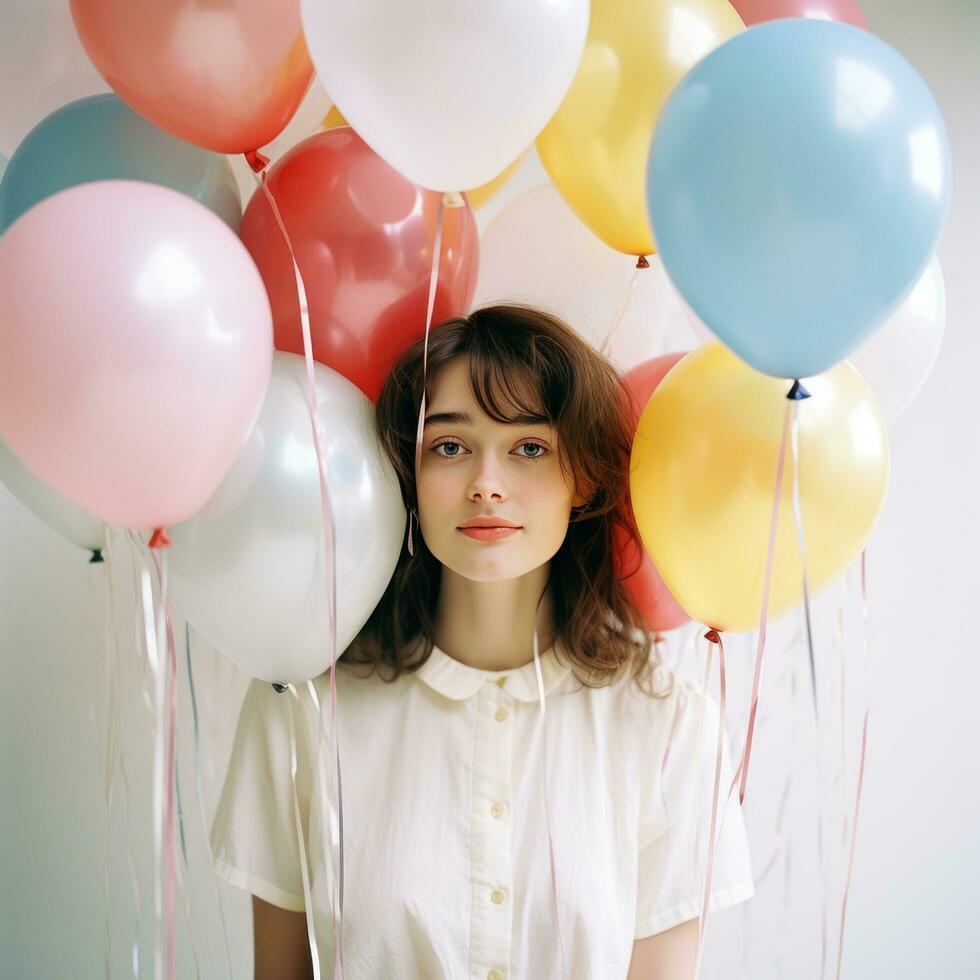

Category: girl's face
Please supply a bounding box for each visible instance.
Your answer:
[417,357,581,583]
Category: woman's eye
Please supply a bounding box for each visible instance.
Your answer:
[515,441,548,459]
[433,440,465,458]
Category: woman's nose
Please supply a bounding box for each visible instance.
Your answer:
[467,459,507,502]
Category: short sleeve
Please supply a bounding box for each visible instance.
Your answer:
[209,678,315,912]
[634,679,756,939]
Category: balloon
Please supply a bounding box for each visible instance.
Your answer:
[168,353,406,684]
[0,437,105,555]
[300,0,588,191]
[732,0,867,27]
[69,0,314,154]
[849,255,946,424]
[240,127,479,401]
[630,343,889,633]
[473,184,699,371]
[685,255,947,425]
[0,0,109,156]
[0,94,240,234]
[536,0,744,256]
[320,101,527,210]
[0,180,272,530]
[616,353,691,633]
[647,19,952,379]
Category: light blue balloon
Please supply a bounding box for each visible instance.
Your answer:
[0,94,241,235]
[647,19,951,379]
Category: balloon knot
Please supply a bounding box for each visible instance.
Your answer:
[271,683,289,694]
[703,628,722,644]
[442,191,465,208]
[787,379,811,401]
[89,549,104,564]
[244,149,270,174]
[636,255,650,269]
[149,527,172,549]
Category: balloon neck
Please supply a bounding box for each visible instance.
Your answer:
[271,683,289,695]
[442,191,465,208]
[703,628,722,644]
[244,149,270,174]
[89,548,104,564]
[787,379,811,401]
[636,255,650,269]
[149,527,172,549]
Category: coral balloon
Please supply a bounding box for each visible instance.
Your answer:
[240,127,479,401]
[69,0,313,153]
[616,353,690,633]
[630,343,889,632]
[536,0,744,256]
[0,181,273,530]
[731,0,867,27]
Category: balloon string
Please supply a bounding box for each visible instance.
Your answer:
[184,623,234,980]
[692,629,727,979]
[148,546,178,980]
[788,386,829,978]
[133,532,166,980]
[245,153,343,976]
[102,525,120,980]
[727,389,795,808]
[597,255,649,358]
[409,193,448,555]
[835,551,872,980]
[531,629,566,977]
[285,688,323,980]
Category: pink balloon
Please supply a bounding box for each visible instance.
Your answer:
[0,180,273,530]
[730,0,868,28]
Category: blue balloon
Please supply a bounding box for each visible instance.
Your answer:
[647,18,951,379]
[0,94,241,235]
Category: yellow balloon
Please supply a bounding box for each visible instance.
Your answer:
[629,344,889,633]
[322,106,525,209]
[536,0,744,256]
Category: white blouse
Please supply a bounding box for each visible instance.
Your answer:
[210,639,755,979]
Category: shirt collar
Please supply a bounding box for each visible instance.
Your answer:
[415,637,571,703]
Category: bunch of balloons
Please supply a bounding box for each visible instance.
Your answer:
[0,0,953,657]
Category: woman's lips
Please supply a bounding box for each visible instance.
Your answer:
[458,526,521,541]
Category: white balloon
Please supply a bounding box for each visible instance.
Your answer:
[684,255,946,424]
[300,0,589,191]
[848,256,946,424]
[473,183,699,371]
[0,436,105,554]
[169,353,406,684]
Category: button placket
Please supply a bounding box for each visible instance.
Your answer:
[469,682,515,980]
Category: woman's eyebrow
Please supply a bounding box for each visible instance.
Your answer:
[423,410,551,427]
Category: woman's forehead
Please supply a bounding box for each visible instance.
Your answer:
[426,356,547,422]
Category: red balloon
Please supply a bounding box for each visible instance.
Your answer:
[617,352,691,633]
[70,0,314,153]
[730,0,868,28]
[240,128,480,401]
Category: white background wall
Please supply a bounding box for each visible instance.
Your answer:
[2,1,977,977]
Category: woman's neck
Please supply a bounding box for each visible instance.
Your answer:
[432,563,558,671]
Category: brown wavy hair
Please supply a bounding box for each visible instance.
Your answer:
[341,304,670,699]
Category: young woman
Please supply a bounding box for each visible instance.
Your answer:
[210,305,755,979]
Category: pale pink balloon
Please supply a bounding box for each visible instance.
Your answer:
[730,0,868,28]
[0,180,273,530]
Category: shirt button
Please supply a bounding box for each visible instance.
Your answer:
[490,802,507,818]
[494,707,508,722]
[488,971,504,980]
[491,888,506,905]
